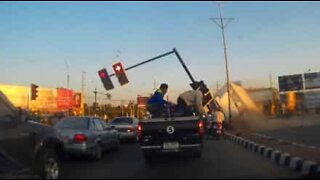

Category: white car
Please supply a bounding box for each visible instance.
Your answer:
[110,117,139,141]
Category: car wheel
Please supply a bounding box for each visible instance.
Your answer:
[35,148,60,179]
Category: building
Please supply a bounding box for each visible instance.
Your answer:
[0,84,83,115]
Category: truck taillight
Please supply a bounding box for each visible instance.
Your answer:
[198,121,203,129]
[137,125,142,132]
[137,124,143,140]
[198,120,204,137]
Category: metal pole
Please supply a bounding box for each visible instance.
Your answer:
[81,71,85,116]
[88,95,91,116]
[219,4,232,123]
[94,88,97,105]
[64,59,70,89]
[108,49,196,85]
[211,3,233,123]
[94,88,97,114]
[109,50,175,77]
[173,48,196,83]
[67,74,70,89]
[137,107,139,120]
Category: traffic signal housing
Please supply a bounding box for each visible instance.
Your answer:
[98,68,114,91]
[190,81,213,106]
[112,62,129,86]
[31,83,39,101]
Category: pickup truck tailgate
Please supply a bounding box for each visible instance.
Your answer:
[139,116,203,146]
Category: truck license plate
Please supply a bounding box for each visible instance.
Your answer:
[163,142,179,150]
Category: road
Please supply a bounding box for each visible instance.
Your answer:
[60,139,301,179]
[263,125,320,148]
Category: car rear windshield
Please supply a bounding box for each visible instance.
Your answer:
[111,118,133,125]
[54,117,89,130]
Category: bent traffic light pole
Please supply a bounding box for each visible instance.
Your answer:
[108,48,196,84]
[107,48,215,110]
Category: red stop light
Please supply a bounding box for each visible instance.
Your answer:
[98,68,114,91]
[99,71,106,79]
[112,62,129,86]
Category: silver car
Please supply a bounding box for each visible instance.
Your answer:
[54,116,120,160]
[110,117,139,141]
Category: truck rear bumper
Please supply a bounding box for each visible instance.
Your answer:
[140,144,202,153]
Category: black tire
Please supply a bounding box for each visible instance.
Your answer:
[34,148,60,179]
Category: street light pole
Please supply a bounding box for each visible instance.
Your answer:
[64,59,70,89]
[210,3,233,123]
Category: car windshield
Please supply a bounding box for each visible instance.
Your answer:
[54,117,89,130]
[111,118,133,125]
[1,2,320,179]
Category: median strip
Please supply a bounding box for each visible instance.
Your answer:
[224,131,320,177]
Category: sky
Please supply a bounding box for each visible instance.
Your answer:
[1,1,320,104]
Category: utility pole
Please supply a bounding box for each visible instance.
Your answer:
[121,100,124,116]
[64,59,70,89]
[81,71,85,115]
[94,88,97,114]
[269,73,274,89]
[210,2,234,123]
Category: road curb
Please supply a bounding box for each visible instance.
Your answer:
[224,131,320,177]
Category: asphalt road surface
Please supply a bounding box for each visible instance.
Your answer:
[61,139,301,179]
[264,125,320,148]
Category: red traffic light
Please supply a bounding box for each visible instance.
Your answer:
[99,71,106,78]
[114,64,122,72]
[112,62,129,86]
[98,68,114,91]
[112,62,125,74]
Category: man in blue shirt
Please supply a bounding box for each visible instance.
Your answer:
[147,83,170,117]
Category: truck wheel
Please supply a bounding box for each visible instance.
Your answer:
[34,148,60,179]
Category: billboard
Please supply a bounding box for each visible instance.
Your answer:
[57,88,74,110]
[137,96,149,108]
[304,91,320,109]
[304,72,320,90]
[278,74,303,92]
[73,93,82,108]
